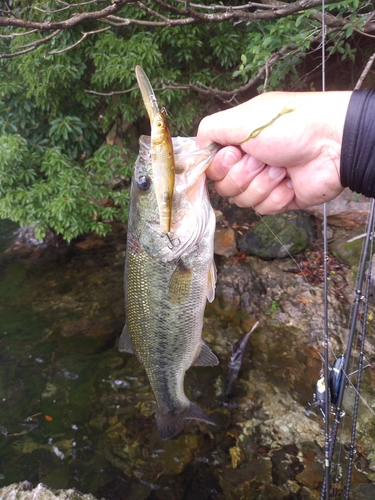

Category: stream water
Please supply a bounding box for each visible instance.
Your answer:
[1,219,375,500]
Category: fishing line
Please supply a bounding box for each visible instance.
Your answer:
[320,0,331,495]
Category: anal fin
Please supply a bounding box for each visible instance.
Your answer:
[118,324,135,354]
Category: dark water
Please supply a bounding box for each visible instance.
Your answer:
[0,220,18,254]
[1,220,375,499]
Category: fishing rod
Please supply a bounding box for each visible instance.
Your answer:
[319,200,375,498]
[318,2,375,497]
[344,199,375,499]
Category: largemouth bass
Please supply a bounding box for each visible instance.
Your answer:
[119,135,219,440]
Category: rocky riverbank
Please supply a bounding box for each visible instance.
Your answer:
[1,190,375,499]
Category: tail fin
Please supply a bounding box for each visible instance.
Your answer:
[156,402,215,440]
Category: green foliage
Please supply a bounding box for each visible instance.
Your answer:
[269,301,281,314]
[0,0,370,241]
[0,134,131,241]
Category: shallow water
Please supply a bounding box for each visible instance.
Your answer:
[1,222,375,499]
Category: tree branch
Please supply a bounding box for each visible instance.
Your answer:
[0,0,352,31]
[354,51,375,90]
[44,26,111,55]
[84,41,301,105]
[0,0,374,59]
[0,0,131,30]
[0,30,62,59]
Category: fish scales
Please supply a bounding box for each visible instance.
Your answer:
[119,136,219,440]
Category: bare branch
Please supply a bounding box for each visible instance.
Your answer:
[44,26,111,55]
[0,0,352,31]
[33,0,106,12]
[171,0,277,11]
[0,0,374,60]
[0,0,131,30]
[355,51,375,90]
[33,4,73,14]
[0,30,62,59]
[86,86,139,96]
[0,29,38,39]
[103,14,196,27]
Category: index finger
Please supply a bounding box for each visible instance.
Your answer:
[196,104,250,149]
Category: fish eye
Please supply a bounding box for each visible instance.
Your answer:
[136,175,151,192]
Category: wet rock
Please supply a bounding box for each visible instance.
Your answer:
[349,482,375,499]
[229,445,246,468]
[256,483,289,499]
[295,460,323,490]
[299,486,320,499]
[59,318,122,338]
[216,459,272,499]
[238,211,315,259]
[0,482,98,499]
[74,238,106,250]
[306,189,371,228]
[214,262,267,317]
[214,228,237,257]
[329,227,367,266]
[222,204,259,227]
[157,434,202,475]
[285,479,302,495]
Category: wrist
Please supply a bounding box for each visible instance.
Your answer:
[341,89,375,197]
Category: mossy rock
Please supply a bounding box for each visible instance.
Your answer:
[238,211,315,260]
[329,228,365,267]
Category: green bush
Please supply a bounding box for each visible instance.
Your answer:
[0,0,371,240]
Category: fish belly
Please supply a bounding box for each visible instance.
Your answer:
[120,241,216,439]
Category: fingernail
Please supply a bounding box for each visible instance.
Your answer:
[222,150,239,167]
[286,178,293,189]
[244,155,264,172]
[268,166,285,179]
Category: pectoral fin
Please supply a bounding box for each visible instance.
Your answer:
[169,261,193,304]
[118,324,135,354]
[193,342,219,367]
[206,261,217,303]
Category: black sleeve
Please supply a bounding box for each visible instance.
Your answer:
[340,89,375,198]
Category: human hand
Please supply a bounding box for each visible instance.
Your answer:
[197,91,352,214]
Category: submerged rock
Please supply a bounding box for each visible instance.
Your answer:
[295,460,323,490]
[0,482,98,499]
[238,211,315,259]
[215,459,272,499]
[214,228,237,257]
[59,318,122,339]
